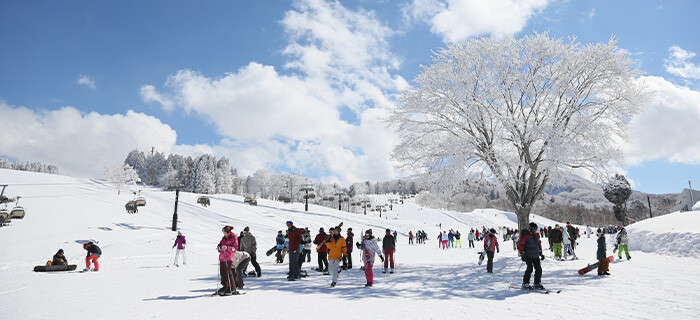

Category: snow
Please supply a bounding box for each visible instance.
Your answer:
[1,169,699,319]
[625,210,700,258]
[694,200,700,211]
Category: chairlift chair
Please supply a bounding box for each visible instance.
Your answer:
[249,199,257,206]
[135,196,146,207]
[125,201,138,214]
[197,196,210,207]
[10,206,25,219]
[0,207,9,226]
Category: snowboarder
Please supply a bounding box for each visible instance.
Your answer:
[51,249,68,266]
[239,226,261,277]
[357,229,383,287]
[566,222,578,251]
[561,226,577,260]
[596,228,611,276]
[549,224,563,260]
[518,223,546,290]
[382,229,396,273]
[83,241,101,272]
[616,228,631,260]
[468,229,476,248]
[173,231,186,267]
[286,221,303,281]
[483,228,499,273]
[454,230,462,248]
[217,225,238,295]
[342,228,354,270]
[313,227,329,272]
[275,231,285,263]
[325,227,347,287]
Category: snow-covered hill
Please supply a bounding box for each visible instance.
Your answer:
[1,169,698,319]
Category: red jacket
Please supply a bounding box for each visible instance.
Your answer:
[483,234,499,252]
[314,233,329,253]
[218,234,238,262]
[287,227,303,252]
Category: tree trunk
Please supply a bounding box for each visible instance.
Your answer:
[515,206,531,232]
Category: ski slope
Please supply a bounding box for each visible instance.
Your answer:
[0,169,698,319]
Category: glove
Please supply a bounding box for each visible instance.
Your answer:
[521,255,526,261]
[380,256,385,262]
[540,253,545,261]
[497,249,499,253]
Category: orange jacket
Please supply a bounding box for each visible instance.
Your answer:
[326,236,347,260]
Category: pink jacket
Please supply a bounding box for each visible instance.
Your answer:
[483,234,499,252]
[218,234,238,261]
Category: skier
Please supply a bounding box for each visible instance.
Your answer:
[511,229,519,251]
[357,229,383,287]
[239,226,261,277]
[325,227,347,287]
[51,249,68,266]
[342,228,354,270]
[475,229,480,242]
[217,225,238,295]
[313,227,329,272]
[286,221,303,281]
[483,228,499,273]
[408,231,414,245]
[383,229,396,273]
[468,229,476,248]
[616,228,631,260]
[275,231,286,263]
[561,226,577,260]
[518,222,546,290]
[448,230,454,247]
[300,228,312,268]
[83,241,101,272]
[586,226,592,238]
[454,230,462,248]
[172,231,186,267]
[596,229,611,276]
[548,224,563,260]
[441,231,449,249]
[566,222,578,251]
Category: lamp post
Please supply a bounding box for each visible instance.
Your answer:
[170,180,184,231]
[300,184,314,212]
[690,180,695,209]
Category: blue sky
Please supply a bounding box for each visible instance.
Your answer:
[1,0,699,194]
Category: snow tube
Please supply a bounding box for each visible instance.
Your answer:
[33,264,78,272]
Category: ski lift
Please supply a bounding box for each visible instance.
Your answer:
[10,197,24,219]
[125,201,138,214]
[197,196,210,207]
[249,199,257,206]
[135,190,146,207]
[0,207,9,226]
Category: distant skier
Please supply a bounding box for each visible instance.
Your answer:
[586,226,592,238]
[468,229,476,248]
[342,228,354,270]
[441,231,449,249]
[83,241,101,272]
[217,225,238,295]
[357,229,383,287]
[383,229,396,273]
[408,231,414,244]
[173,231,186,267]
[596,228,610,276]
[239,226,261,277]
[274,231,285,263]
[549,224,563,260]
[325,227,347,287]
[561,226,577,260]
[566,222,578,251]
[483,228,499,273]
[511,229,519,251]
[616,228,631,260]
[519,223,546,290]
[448,230,454,247]
[454,230,462,248]
[51,249,68,266]
[313,228,329,272]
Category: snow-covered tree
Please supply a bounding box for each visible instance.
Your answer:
[604,174,632,225]
[390,34,646,231]
[105,164,140,194]
[124,149,147,180]
[215,157,234,194]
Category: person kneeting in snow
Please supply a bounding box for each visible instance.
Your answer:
[357,229,383,287]
[83,242,101,272]
[519,223,546,290]
[173,231,186,267]
[217,226,238,295]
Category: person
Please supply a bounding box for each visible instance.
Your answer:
[408,231,414,244]
[448,230,454,247]
[468,229,476,248]
[357,229,383,287]
[586,226,592,238]
[300,228,312,267]
[286,221,303,281]
[561,226,577,260]
[325,227,347,287]
[232,250,251,289]
[313,227,329,272]
[173,231,187,267]
[51,249,68,266]
[616,227,631,260]
[83,241,101,272]
[596,228,610,276]
[342,228,354,270]
[217,225,238,295]
[511,229,519,250]
[454,230,462,248]
[239,226,261,277]
[519,222,546,290]
[483,228,499,273]
[475,229,480,242]
[566,222,578,251]
[548,224,563,260]
[382,229,396,273]
[441,231,449,249]
[275,231,286,263]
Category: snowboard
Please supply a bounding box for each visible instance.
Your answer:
[265,246,277,257]
[33,264,77,272]
[509,286,561,294]
[577,256,614,275]
[315,222,343,251]
[477,239,491,265]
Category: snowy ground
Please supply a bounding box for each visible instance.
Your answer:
[1,169,698,319]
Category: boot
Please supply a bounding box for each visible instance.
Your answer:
[521,283,532,290]
[330,282,336,287]
[533,284,545,290]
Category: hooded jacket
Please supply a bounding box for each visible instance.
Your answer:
[326,235,347,260]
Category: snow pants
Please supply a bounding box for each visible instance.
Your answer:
[342,251,353,269]
[364,261,374,284]
[523,257,542,285]
[618,245,630,259]
[288,250,301,278]
[317,251,328,271]
[597,257,610,274]
[275,249,285,263]
[409,238,413,244]
[553,243,562,258]
[86,254,99,271]
[174,249,186,265]
[469,240,474,248]
[563,244,576,259]
[455,239,461,247]
[246,253,261,276]
[234,257,250,287]
[328,259,340,283]
[448,239,454,247]
[383,249,395,270]
[219,261,235,289]
[302,249,311,262]
[486,251,494,272]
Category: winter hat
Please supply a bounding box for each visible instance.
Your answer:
[529,222,538,230]
[82,242,91,249]
[319,227,325,233]
[243,226,250,232]
[489,228,496,235]
[177,231,182,235]
[386,228,391,233]
[286,221,293,225]
[365,229,373,235]
[222,226,234,232]
[596,228,604,237]
[347,228,352,232]
[57,249,64,254]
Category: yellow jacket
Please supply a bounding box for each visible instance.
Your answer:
[326,236,347,260]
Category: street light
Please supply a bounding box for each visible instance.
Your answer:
[690,180,695,209]
[300,184,314,212]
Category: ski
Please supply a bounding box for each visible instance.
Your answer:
[316,222,343,251]
[509,286,561,294]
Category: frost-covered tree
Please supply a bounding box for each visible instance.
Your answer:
[215,157,233,194]
[124,149,147,180]
[604,174,632,225]
[190,154,217,194]
[105,164,140,194]
[390,34,646,231]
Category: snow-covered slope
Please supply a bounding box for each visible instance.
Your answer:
[625,210,700,258]
[1,169,698,319]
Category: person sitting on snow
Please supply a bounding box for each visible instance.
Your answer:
[51,249,68,266]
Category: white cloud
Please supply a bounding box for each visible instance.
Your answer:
[623,76,700,165]
[405,0,553,42]
[664,46,700,80]
[587,8,596,19]
[77,75,96,89]
[140,85,174,111]
[0,102,177,178]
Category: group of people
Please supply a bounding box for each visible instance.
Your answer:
[546,222,579,260]
[437,230,462,248]
[407,230,427,244]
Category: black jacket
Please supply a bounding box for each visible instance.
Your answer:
[519,230,542,259]
[382,234,396,250]
[52,253,68,265]
[86,244,102,257]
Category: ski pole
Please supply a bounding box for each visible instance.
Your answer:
[509,260,525,288]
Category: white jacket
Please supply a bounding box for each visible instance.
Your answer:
[361,238,383,265]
